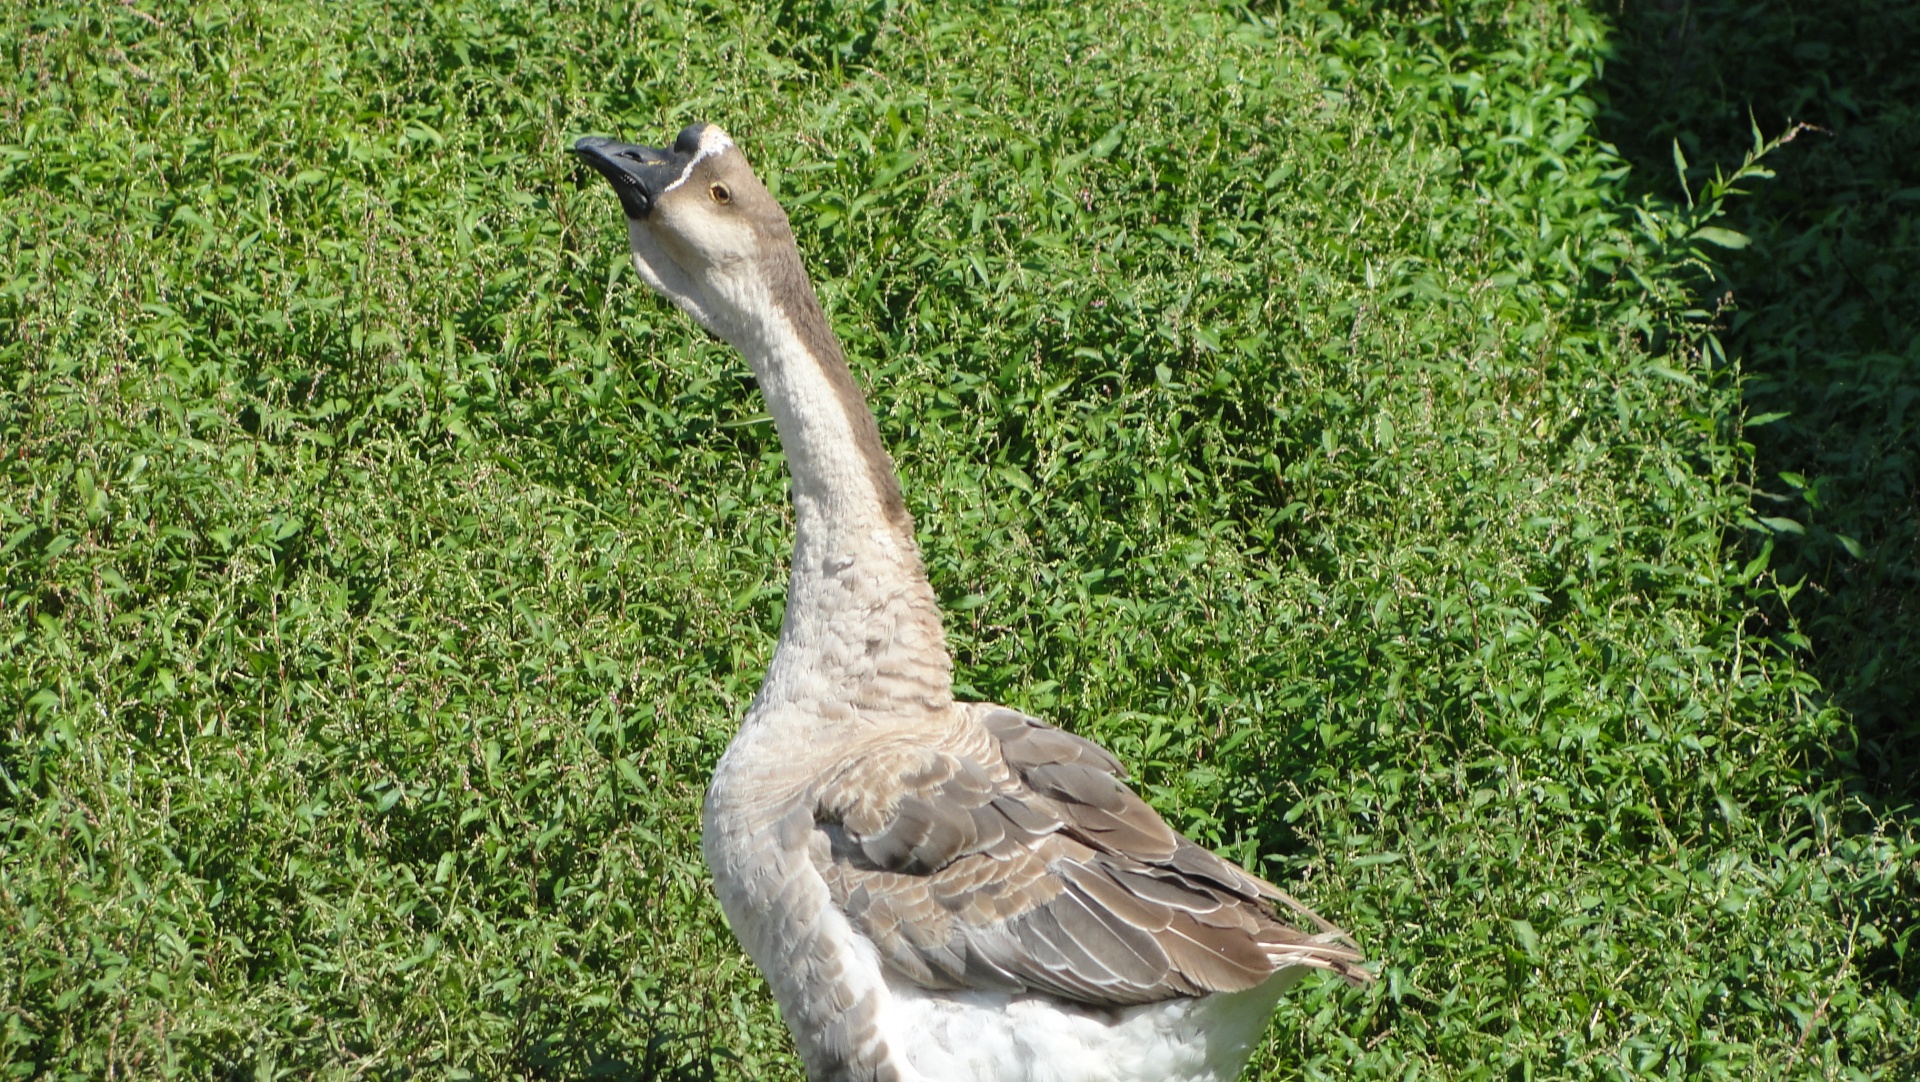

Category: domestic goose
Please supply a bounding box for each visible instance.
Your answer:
[573,123,1369,1082]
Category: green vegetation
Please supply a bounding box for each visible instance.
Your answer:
[1603,0,1920,802]
[1,0,1913,1078]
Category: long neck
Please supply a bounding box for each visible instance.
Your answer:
[729,272,953,715]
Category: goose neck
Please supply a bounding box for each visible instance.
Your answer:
[733,281,953,713]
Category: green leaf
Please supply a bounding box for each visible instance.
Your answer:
[1692,226,1750,249]
[1672,138,1693,206]
[616,758,645,790]
[1511,919,1541,957]
[1647,362,1699,387]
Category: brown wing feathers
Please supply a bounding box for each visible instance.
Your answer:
[812,706,1368,1006]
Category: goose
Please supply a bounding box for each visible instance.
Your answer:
[572,123,1369,1082]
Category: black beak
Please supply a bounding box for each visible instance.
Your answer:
[572,126,713,219]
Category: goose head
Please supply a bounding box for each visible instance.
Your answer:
[573,123,800,348]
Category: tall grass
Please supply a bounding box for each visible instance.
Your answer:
[2,0,1913,1078]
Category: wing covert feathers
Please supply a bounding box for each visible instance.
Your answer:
[810,705,1370,1007]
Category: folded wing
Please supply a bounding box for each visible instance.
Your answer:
[811,706,1368,1006]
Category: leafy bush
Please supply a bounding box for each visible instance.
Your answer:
[1603,0,1920,799]
[1,0,1912,1078]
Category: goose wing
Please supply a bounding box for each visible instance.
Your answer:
[810,705,1366,1006]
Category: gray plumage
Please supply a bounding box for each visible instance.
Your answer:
[574,122,1369,1082]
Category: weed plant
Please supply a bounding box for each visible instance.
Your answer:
[1602,0,1920,803]
[2,0,1915,1078]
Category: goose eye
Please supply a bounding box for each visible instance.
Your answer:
[709,183,732,204]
